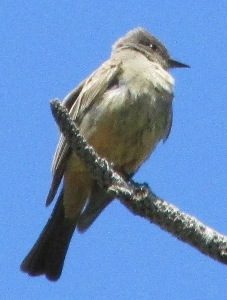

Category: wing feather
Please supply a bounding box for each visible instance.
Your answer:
[46,58,122,205]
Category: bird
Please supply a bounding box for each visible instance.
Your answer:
[21,27,189,281]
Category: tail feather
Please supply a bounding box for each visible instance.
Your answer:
[78,185,113,232]
[21,190,76,281]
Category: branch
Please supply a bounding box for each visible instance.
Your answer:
[50,99,227,265]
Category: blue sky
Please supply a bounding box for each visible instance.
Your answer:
[1,1,227,299]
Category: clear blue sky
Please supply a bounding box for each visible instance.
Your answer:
[1,1,227,299]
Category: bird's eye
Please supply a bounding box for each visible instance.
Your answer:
[150,44,158,51]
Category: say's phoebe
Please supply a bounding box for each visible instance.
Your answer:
[21,28,189,281]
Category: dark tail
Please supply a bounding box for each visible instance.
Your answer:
[20,191,76,281]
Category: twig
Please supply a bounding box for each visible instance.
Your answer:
[50,99,227,265]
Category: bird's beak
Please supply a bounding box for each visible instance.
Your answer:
[169,58,190,68]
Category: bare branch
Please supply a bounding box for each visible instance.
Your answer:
[50,99,227,265]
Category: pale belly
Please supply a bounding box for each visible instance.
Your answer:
[73,85,172,175]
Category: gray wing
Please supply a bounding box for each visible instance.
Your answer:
[163,92,174,142]
[46,58,122,206]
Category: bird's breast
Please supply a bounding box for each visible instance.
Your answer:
[77,64,174,174]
